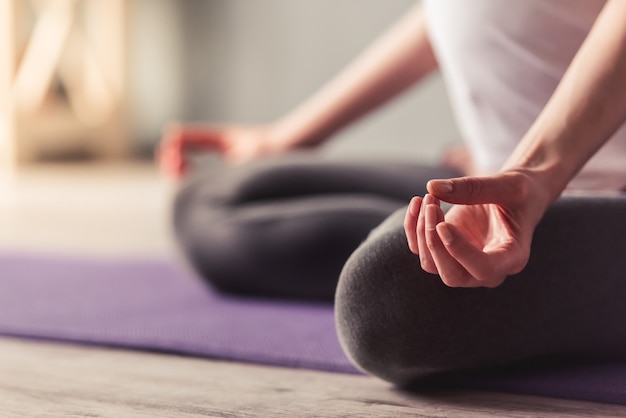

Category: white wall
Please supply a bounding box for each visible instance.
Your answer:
[130,0,461,163]
[127,0,185,150]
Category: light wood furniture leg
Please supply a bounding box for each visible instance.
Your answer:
[0,0,129,173]
[0,0,18,171]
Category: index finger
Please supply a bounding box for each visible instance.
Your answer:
[436,222,515,286]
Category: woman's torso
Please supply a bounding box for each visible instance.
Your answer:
[424,0,626,190]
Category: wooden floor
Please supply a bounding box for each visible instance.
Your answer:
[3,337,626,418]
[1,162,624,417]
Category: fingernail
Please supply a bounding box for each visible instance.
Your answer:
[434,180,453,194]
[426,204,437,230]
[437,223,454,244]
[409,197,421,216]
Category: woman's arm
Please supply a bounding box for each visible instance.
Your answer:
[407,0,626,287]
[268,3,437,149]
[501,0,626,204]
[159,4,437,174]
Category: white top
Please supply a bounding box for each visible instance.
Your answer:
[423,0,626,190]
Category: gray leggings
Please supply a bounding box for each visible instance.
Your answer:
[173,154,626,384]
[173,154,459,300]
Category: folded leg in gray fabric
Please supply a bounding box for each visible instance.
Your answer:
[173,154,460,300]
[335,195,626,385]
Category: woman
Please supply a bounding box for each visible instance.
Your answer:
[160,0,626,385]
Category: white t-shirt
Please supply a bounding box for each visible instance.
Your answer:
[423,0,626,190]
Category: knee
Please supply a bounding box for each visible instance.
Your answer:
[334,210,463,385]
[172,173,214,240]
[335,211,428,385]
[171,174,241,288]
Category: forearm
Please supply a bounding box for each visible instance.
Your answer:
[270,4,437,149]
[504,0,626,207]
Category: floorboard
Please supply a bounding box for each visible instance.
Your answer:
[1,338,624,417]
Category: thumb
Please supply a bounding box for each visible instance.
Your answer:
[427,173,524,205]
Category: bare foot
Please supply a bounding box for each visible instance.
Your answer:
[441,144,475,176]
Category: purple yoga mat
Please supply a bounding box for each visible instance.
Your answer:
[1,253,626,405]
[0,253,354,372]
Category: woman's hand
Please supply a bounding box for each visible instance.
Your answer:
[405,0,626,288]
[157,124,288,178]
[404,170,551,288]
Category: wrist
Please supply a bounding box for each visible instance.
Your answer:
[510,162,565,197]
[265,119,320,152]
[502,132,580,208]
[262,122,298,153]
[503,166,559,216]
[496,154,572,230]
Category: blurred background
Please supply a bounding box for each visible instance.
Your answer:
[0,0,458,257]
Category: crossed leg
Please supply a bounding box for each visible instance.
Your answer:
[173,154,459,300]
[335,195,626,385]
